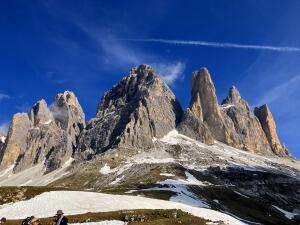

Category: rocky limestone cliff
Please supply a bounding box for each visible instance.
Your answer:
[177,109,214,144]
[183,68,288,156]
[76,64,183,160]
[254,104,289,156]
[0,65,292,175]
[186,68,239,146]
[0,91,85,173]
[0,113,32,168]
[221,86,273,154]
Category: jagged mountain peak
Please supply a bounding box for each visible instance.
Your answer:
[0,65,292,175]
[186,67,286,155]
[254,104,289,156]
[96,65,166,118]
[0,91,85,173]
[226,86,241,102]
[54,91,81,108]
[30,99,53,126]
[222,85,251,111]
[77,65,183,160]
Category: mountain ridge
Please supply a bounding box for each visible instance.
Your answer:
[0,64,293,175]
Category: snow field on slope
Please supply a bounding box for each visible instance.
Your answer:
[0,191,245,225]
[71,221,125,225]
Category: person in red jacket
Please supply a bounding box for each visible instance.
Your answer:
[54,210,68,225]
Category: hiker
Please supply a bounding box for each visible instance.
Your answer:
[0,218,6,224]
[22,216,35,225]
[54,210,68,225]
[30,218,41,225]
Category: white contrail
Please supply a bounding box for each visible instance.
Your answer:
[123,38,300,52]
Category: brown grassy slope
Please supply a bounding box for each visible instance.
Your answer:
[5,209,209,225]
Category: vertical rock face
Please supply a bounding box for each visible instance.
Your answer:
[44,91,85,171]
[221,87,273,154]
[76,64,183,160]
[29,100,54,126]
[0,91,85,173]
[187,68,238,145]
[254,105,289,156]
[177,109,214,144]
[183,68,289,156]
[0,113,32,168]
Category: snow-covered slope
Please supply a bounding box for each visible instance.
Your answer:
[0,129,299,187]
[0,191,245,225]
[71,221,125,225]
[0,158,74,186]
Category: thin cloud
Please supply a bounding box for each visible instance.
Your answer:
[73,25,186,84]
[256,75,300,106]
[0,122,9,135]
[123,38,300,52]
[153,62,185,85]
[0,93,10,101]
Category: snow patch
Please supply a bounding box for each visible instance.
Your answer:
[100,164,112,175]
[0,158,74,186]
[43,120,52,125]
[160,173,175,177]
[0,191,245,225]
[0,165,14,178]
[110,175,125,185]
[0,136,6,143]
[272,205,299,220]
[71,221,125,225]
[221,104,235,110]
[234,191,249,199]
[130,171,209,207]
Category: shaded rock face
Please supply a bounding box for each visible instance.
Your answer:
[221,87,273,154]
[254,105,289,156]
[76,65,183,160]
[177,109,214,144]
[0,91,85,173]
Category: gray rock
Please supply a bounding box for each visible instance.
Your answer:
[186,68,288,156]
[254,104,289,156]
[177,109,214,144]
[0,91,85,173]
[0,113,32,169]
[221,86,273,154]
[188,68,238,146]
[29,99,54,126]
[76,64,183,160]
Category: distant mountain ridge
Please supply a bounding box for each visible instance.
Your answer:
[0,64,291,174]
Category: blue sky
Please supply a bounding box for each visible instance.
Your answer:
[0,1,299,157]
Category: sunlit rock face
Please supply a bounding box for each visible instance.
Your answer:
[0,91,85,173]
[76,64,183,160]
[255,104,289,156]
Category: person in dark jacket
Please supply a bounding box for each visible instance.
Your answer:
[0,217,6,224]
[22,216,35,225]
[54,210,68,225]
